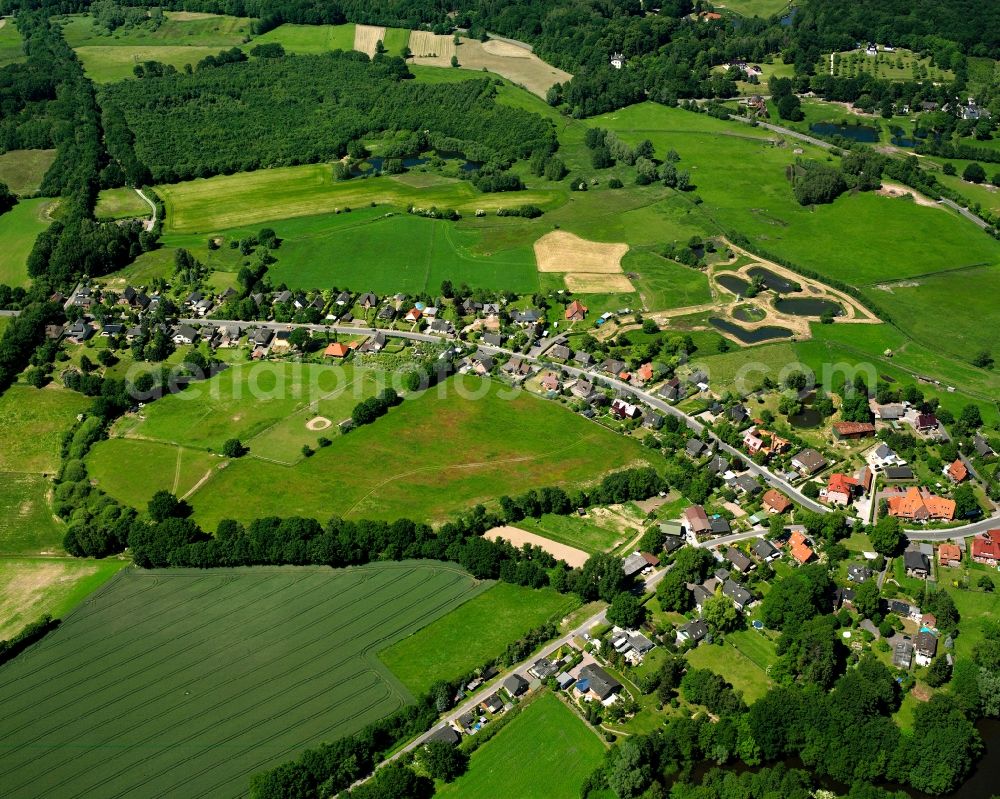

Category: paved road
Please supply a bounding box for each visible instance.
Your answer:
[189,317,1000,539]
[728,115,834,150]
[0,309,20,317]
[938,197,990,230]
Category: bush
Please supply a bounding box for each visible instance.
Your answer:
[222,438,246,458]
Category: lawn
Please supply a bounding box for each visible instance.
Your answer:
[515,513,623,554]
[0,557,127,639]
[258,209,540,294]
[944,586,1000,661]
[157,164,563,234]
[625,250,713,310]
[0,474,65,555]
[685,633,775,703]
[0,562,491,799]
[0,149,56,196]
[0,198,54,287]
[0,17,25,67]
[94,186,151,220]
[719,0,790,16]
[90,374,658,529]
[0,385,91,474]
[248,22,356,54]
[86,440,221,508]
[435,692,605,799]
[379,582,579,695]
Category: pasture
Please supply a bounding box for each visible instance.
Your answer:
[0,149,56,196]
[0,557,126,639]
[0,198,54,287]
[89,375,657,528]
[74,44,235,82]
[379,582,579,695]
[0,386,91,474]
[0,474,64,555]
[61,11,252,48]
[0,17,25,67]
[248,22,356,54]
[156,164,562,234]
[435,692,605,799]
[94,186,151,220]
[625,251,713,310]
[685,633,775,703]
[0,562,492,799]
[86,440,221,508]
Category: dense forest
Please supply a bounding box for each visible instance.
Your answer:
[102,51,556,182]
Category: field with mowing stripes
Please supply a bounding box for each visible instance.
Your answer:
[0,562,494,799]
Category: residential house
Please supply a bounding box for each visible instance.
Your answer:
[610,398,641,420]
[556,673,576,691]
[571,379,596,402]
[574,351,594,367]
[101,323,124,337]
[540,371,561,392]
[247,328,274,348]
[565,300,588,321]
[429,318,453,335]
[512,309,541,325]
[579,664,622,702]
[792,448,828,475]
[972,532,1000,566]
[427,725,461,745]
[847,564,874,582]
[471,351,495,376]
[273,290,292,306]
[482,332,503,348]
[904,549,931,579]
[973,434,994,458]
[358,292,378,310]
[725,548,753,574]
[683,505,711,536]
[743,426,790,458]
[688,582,714,609]
[323,342,350,358]
[623,551,649,578]
[884,465,915,482]
[723,579,754,611]
[832,421,877,440]
[710,516,731,536]
[66,320,95,343]
[661,532,684,555]
[824,473,862,506]
[549,344,571,361]
[868,443,906,472]
[893,639,914,669]
[677,619,708,644]
[872,402,906,421]
[938,543,962,568]
[635,363,655,385]
[602,358,626,376]
[945,459,968,483]
[629,632,655,655]
[502,674,528,698]
[707,455,730,476]
[915,413,939,432]
[502,356,534,378]
[358,331,386,353]
[529,658,559,680]
[915,631,938,667]
[732,475,762,497]
[762,489,792,514]
[686,438,707,459]
[172,325,199,345]
[659,377,682,402]
[728,405,750,425]
[482,303,500,317]
[377,305,396,322]
[405,308,423,323]
[887,487,956,522]
[753,539,781,563]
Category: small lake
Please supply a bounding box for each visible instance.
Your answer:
[732,304,766,323]
[716,274,751,296]
[710,317,793,344]
[775,297,842,317]
[809,122,880,143]
[779,7,797,26]
[747,267,800,294]
[352,152,481,176]
[788,406,823,428]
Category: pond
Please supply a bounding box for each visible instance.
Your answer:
[351,152,481,176]
[732,304,766,323]
[809,122,880,143]
[434,149,484,172]
[710,317,793,344]
[716,274,751,296]
[788,406,823,428]
[747,267,801,294]
[774,297,843,317]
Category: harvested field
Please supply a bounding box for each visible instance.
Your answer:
[534,231,629,273]
[408,30,455,60]
[353,24,387,56]
[565,273,635,293]
[489,525,590,567]
[0,562,490,799]
[412,37,571,98]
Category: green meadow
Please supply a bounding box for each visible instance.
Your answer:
[435,692,605,799]
[380,583,579,695]
[719,0,791,17]
[248,22,356,53]
[0,386,91,474]
[89,375,658,528]
[0,199,55,287]
[0,17,25,67]
[0,149,56,196]
[94,187,151,220]
[60,11,253,48]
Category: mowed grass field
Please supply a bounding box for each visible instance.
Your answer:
[0,198,55,287]
[94,186,151,220]
[685,630,777,703]
[88,375,657,528]
[0,474,65,555]
[0,386,91,474]
[0,557,126,639]
[435,692,605,799]
[250,22,356,53]
[157,164,563,234]
[380,583,579,695]
[0,149,56,196]
[0,17,25,67]
[0,562,493,799]
[74,43,237,82]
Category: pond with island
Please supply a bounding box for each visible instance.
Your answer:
[747,266,801,294]
[351,151,482,176]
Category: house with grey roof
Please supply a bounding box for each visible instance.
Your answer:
[579,664,622,701]
[502,674,528,697]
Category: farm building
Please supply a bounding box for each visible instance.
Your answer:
[832,421,876,440]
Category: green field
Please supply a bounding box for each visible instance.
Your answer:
[0,562,493,799]
[94,186,151,220]
[0,474,64,555]
[0,557,126,639]
[74,43,237,82]
[944,586,1000,661]
[0,198,55,287]
[719,0,790,17]
[0,149,56,196]
[61,11,253,48]
[249,22,356,54]
[514,513,624,554]
[157,164,563,234]
[88,374,657,528]
[0,17,25,67]
[0,386,91,474]
[435,692,605,799]
[380,582,579,695]
[685,631,776,703]
[625,250,713,310]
